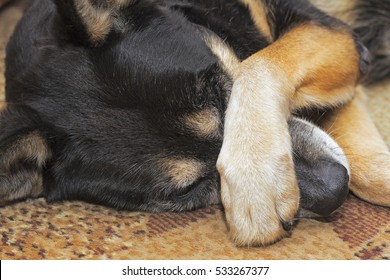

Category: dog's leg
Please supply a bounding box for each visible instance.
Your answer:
[319,88,390,207]
[0,105,50,206]
[217,0,365,246]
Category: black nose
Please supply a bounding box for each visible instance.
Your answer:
[314,161,350,216]
[297,160,350,217]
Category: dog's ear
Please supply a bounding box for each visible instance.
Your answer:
[0,105,51,206]
[54,0,135,46]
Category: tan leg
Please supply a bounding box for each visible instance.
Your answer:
[320,88,390,207]
[217,23,362,246]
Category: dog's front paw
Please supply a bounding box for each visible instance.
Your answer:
[217,57,300,246]
[217,147,299,246]
[350,152,390,207]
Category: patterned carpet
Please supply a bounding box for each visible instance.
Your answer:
[1,0,389,260]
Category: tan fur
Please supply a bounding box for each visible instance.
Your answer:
[74,0,113,44]
[239,0,273,42]
[0,131,49,205]
[3,173,43,203]
[217,56,298,246]
[1,131,50,169]
[182,107,222,139]
[258,24,360,110]
[217,22,361,246]
[276,154,299,219]
[161,158,205,189]
[31,175,44,197]
[202,34,240,77]
[320,88,390,207]
[74,0,134,44]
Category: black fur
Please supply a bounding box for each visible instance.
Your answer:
[262,0,349,39]
[1,0,384,215]
[352,0,390,84]
[6,0,229,212]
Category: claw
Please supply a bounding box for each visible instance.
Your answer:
[282,221,293,231]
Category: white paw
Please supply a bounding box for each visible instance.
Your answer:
[217,140,299,246]
[217,60,299,246]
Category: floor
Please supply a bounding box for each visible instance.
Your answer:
[0,0,389,260]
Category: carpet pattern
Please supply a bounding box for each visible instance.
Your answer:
[0,0,389,260]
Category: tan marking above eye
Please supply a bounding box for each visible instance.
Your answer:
[75,0,113,44]
[74,0,135,45]
[160,158,206,189]
[182,107,222,139]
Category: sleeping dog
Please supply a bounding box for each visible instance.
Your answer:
[1,0,390,246]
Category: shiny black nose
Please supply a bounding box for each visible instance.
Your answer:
[297,160,350,217]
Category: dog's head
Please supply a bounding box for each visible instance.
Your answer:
[2,0,349,218]
[4,0,228,211]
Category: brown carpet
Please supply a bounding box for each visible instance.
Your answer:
[0,0,389,260]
